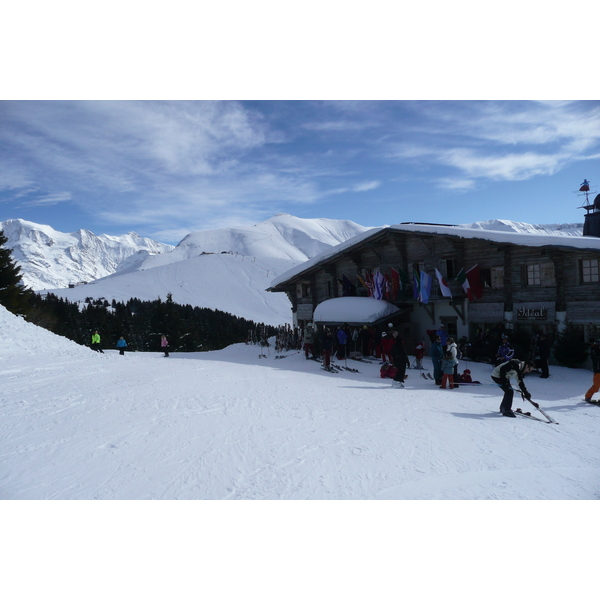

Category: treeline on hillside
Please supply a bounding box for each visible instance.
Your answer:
[27,292,276,353]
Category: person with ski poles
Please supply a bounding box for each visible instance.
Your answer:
[584,339,600,403]
[491,358,535,417]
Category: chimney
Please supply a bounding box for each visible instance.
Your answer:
[583,194,600,238]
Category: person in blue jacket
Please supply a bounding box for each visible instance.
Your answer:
[336,325,349,360]
[116,336,127,356]
[430,334,444,385]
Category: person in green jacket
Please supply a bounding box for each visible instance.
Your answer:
[91,330,104,353]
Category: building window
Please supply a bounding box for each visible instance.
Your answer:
[527,264,541,286]
[442,320,458,337]
[491,266,504,289]
[523,263,555,287]
[581,259,599,283]
[480,267,491,288]
[301,283,310,298]
[444,259,455,279]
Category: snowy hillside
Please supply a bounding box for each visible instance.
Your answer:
[38,214,372,325]
[0,218,173,289]
[1,302,599,501]
[48,253,297,325]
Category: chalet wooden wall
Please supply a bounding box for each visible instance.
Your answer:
[273,229,600,337]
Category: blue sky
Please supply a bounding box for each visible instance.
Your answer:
[1,100,599,244]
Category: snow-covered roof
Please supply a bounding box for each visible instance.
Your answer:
[270,222,600,289]
[313,297,403,325]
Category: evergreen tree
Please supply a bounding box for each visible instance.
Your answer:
[553,322,588,367]
[0,230,31,316]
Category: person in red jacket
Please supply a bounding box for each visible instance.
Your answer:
[380,332,395,363]
[584,340,600,403]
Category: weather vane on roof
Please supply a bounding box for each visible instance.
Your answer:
[575,179,599,212]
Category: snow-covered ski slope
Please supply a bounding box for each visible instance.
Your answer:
[1,305,598,500]
[47,252,296,325]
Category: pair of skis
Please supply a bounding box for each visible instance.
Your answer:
[513,389,559,425]
[421,372,434,380]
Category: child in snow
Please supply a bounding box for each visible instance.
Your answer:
[161,335,169,357]
[414,343,424,369]
[440,351,458,389]
[116,336,127,356]
[459,369,480,384]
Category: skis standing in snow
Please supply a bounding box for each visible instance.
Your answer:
[584,339,600,404]
[491,359,535,417]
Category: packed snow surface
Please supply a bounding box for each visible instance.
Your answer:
[1,305,599,500]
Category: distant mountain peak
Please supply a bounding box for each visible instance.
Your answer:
[1,219,174,290]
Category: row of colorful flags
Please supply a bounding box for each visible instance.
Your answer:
[339,265,483,304]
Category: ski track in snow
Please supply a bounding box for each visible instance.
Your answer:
[2,329,600,499]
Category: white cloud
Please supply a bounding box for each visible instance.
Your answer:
[352,181,381,192]
[21,192,72,207]
[442,148,563,181]
[436,177,476,191]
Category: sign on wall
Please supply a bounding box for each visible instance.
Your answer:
[296,303,314,321]
[514,302,555,322]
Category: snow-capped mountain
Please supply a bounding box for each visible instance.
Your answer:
[0,219,174,290]
[31,214,372,326]
[459,219,583,236]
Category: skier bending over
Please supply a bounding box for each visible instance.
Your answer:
[491,359,535,418]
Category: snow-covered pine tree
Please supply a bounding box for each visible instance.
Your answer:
[0,229,31,316]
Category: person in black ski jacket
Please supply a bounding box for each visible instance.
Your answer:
[390,331,410,388]
[321,329,334,368]
[536,333,551,378]
[491,358,535,417]
[584,339,600,403]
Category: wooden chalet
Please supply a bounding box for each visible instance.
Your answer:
[268,223,600,346]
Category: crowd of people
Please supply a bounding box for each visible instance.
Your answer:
[88,322,600,413]
[299,322,600,417]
